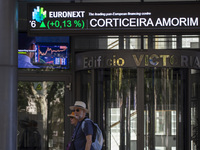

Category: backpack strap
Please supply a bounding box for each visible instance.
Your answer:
[72,118,86,141]
[81,118,92,132]
[81,118,96,142]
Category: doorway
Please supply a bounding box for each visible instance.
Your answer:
[85,68,190,150]
[17,75,72,150]
[143,68,188,150]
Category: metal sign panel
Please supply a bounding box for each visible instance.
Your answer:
[76,50,200,70]
[28,2,200,35]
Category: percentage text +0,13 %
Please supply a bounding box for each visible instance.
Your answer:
[45,20,85,29]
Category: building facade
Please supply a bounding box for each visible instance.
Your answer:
[0,0,200,150]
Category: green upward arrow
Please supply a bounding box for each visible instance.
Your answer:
[40,22,46,28]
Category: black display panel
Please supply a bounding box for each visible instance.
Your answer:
[28,2,200,35]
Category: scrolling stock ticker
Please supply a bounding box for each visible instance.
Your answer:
[28,3,200,35]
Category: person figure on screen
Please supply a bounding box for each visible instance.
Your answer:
[18,33,39,68]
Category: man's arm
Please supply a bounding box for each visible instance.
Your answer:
[85,134,92,150]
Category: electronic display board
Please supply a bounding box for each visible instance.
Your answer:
[18,43,70,69]
[18,33,70,69]
[28,2,200,35]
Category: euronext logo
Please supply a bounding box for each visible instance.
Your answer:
[32,6,47,23]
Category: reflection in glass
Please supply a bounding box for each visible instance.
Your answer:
[190,69,200,150]
[96,68,137,150]
[153,35,177,49]
[74,35,200,51]
[144,68,178,150]
[107,35,141,50]
[18,81,65,150]
[182,35,200,48]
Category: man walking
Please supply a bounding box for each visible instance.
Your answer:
[69,101,94,150]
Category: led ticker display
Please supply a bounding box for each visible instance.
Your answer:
[30,6,85,29]
[28,2,200,35]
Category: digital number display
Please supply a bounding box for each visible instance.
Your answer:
[28,2,200,35]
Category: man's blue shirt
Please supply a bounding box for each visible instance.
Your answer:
[73,119,94,150]
[18,54,39,68]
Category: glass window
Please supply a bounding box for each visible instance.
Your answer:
[108,36,119,49]
[74,35,142,50]
[103,69,137,150]
[17,81,65,150]
[171,111,176,135]
[107,36,142,50]
[144,68,178,150]
[78,68,137,150]
[74,35,200,51]
[76,70,92,116]
[154,35,177,49]
[143,35,177,49]
[155,111,166,135]
[190,69,200,150]
[155,147,166,150]
[182,35,200,49]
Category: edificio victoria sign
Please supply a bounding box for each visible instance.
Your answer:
[76,50,200,70]
[28,2,200,35]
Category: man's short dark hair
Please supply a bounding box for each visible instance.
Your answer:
[18,33,36,49]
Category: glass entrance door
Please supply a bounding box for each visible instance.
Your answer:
[17,80,70,150]
[103,68,137,150]
[144,68,188,150]
[190,69,200,150]
[92,68,189,150]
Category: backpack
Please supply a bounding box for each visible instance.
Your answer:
[82,118,103,150]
